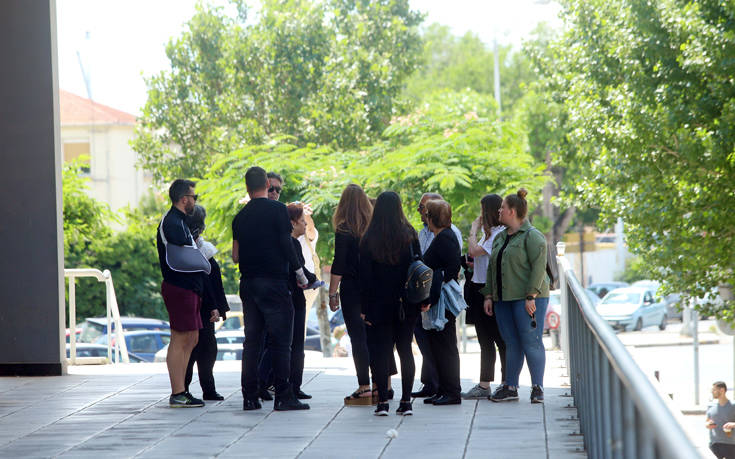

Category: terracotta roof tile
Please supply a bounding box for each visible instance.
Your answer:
[59,89,136,126]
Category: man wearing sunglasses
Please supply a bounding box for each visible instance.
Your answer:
[267,172,283,201]
[156,179,206,408]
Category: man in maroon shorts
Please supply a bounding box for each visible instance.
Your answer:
[156,179,206,407]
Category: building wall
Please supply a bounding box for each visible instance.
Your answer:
[61,124,151,213]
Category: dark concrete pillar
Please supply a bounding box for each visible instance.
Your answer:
[0,1,65,375]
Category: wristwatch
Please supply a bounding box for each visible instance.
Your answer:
[526,295,535,301]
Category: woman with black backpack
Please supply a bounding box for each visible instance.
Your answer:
[359,191,424,416]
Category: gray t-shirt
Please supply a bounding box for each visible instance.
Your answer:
[707,400,735,445]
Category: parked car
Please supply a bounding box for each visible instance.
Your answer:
[66,343,147,363]
[95,330,171,362]
[596,287,667,331]
[306,307,344,333]
[632,280,683,321]
[78,317,169,343]
[545,290,561,333]
[588,282,629,299]
[153,329,245,363]
[216,311,244,332]
[215,329,244,345]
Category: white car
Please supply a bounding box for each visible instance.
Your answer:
[153,329,244,362]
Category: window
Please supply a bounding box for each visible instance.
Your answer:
[63,142,91,173]
[129,335,157,353]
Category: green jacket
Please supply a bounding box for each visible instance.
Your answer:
[479,220,549,301]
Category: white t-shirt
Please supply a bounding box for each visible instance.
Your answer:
[298,228,318,273]
[471,226,505,284]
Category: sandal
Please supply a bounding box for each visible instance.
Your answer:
[344,388,374,406]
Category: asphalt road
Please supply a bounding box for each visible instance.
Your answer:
[620,320,732,458]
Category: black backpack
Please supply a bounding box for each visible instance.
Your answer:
[405,243,433,304]
[524,225,559,290]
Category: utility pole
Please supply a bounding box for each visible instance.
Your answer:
[493,36,501,119]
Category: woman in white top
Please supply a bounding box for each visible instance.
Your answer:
[461,194,507,400]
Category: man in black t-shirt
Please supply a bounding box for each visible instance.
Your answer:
[232,166,310,411]
[156,179,206,408]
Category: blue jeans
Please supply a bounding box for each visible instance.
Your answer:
[494,297,548,388]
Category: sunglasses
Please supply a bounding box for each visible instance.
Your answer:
[269,186,282,193]
[530,313,537,329]
[185,194,198,201]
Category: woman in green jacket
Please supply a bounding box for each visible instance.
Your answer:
[480,188,549,404]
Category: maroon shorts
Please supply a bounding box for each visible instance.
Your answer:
[161,281,203,332]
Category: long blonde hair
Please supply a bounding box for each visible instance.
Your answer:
[332,184,373,238]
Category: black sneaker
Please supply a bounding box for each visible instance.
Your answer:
[396,401,413,416]
[411,386,436,398]
[531,385,544,404]
[243,398,262,411]
[170,392,205,408]
[423,394,440,404]
[489,385,519,402]
[294,389,312,400]
[203,392,224,401]
[274,396,310,411]
[374,402,389,416]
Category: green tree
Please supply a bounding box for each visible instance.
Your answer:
[133,0,423,183]
[197,89,546,261]
[552,0,735,316]
[403,23,536,114]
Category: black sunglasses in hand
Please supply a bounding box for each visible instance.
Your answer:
[530,313,537,329]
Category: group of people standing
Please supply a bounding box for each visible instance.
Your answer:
[156,166,551,416]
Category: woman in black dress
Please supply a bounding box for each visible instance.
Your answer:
[360,191,422,416]
[421,199,462,405]
[329,184,375,405]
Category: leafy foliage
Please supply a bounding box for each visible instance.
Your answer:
[63,163,168,321]
[552,0,735,313]
[198,90,546,260]
[133,0,424,182]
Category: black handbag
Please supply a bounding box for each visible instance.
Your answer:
[405,243,433,305]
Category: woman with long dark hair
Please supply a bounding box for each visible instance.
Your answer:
[359,191,422,416]
[329,184,375,404]
[461,194,507,399]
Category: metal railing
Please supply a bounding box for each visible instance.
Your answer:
[65,268,130,364]
[557,245,699,458]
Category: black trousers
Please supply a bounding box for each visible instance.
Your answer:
[240,278,294,399]
[367,311,417,402]
[414,323,439,391]
[426,310,461,398]
[711,442,735,459]
[466,281,506,383]
[184,322,217,395]
[258,294,307,393]
[340,279,371,386]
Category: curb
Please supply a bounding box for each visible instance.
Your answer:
[626,338,720,348]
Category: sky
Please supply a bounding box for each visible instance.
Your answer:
[56,0,562,116]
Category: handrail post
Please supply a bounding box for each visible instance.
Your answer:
[69,274,76,365]
[556,242,570,367]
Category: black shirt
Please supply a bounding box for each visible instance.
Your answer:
[359,235,421,325]
[288,237,317,309]
[495,232,517,302]
[423,228,461,306]
[199,257,230,327]
[331,231,360,281]
[232,198,301,280]
[156,206,205,294]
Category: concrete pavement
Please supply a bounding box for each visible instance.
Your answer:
[0,350,585,458]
